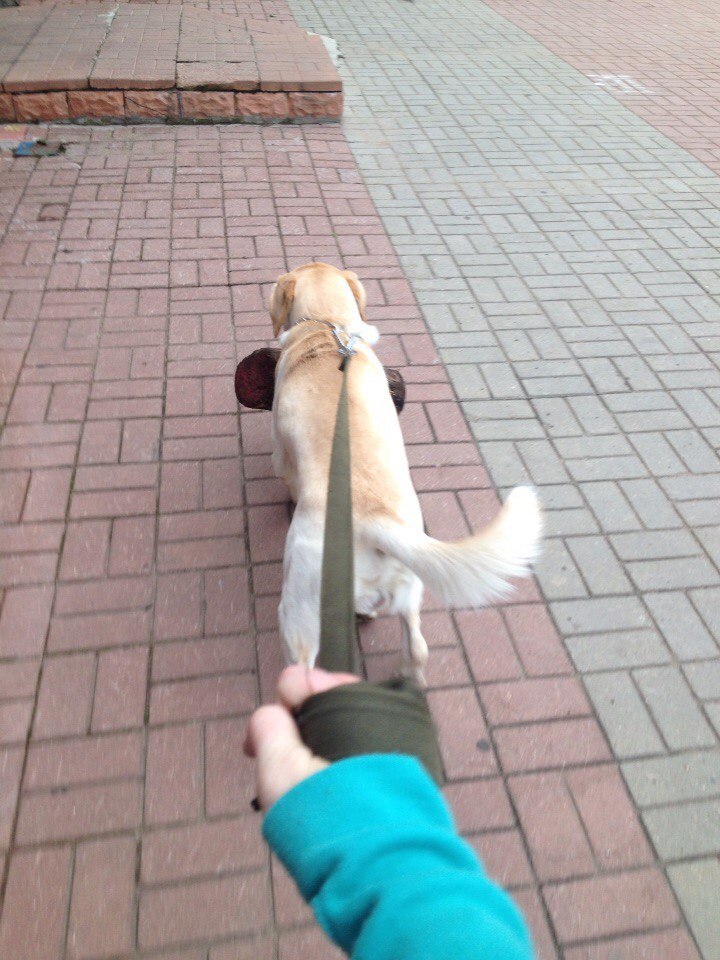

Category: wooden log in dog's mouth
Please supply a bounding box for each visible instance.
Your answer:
[234,347,406,414]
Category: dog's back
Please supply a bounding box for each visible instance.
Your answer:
[274,323,420,525]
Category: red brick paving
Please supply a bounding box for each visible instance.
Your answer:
[486,0,720,175]
[8,0,720,932]
[0,3,341,122]
[0,117,698,957]
[0,0,708,945]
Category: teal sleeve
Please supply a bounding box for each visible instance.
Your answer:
[263,754,534,960]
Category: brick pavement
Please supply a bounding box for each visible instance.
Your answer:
[0,116,696,957]
[282,0,720,955]
[0,2,718,960]
[484,0,720,178]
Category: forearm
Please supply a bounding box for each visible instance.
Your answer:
[263,754,533,960]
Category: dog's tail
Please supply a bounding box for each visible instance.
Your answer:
[363,486,542,607]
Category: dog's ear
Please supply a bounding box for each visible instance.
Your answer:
[269,274,296,337]
[343,270,367,322]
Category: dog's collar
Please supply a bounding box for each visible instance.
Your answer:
[294,317,361,361]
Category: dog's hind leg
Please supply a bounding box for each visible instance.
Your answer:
[397,577,428,685]
[278,513,322,668]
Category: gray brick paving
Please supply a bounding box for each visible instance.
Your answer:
[634,666,717,750]
[691,587,720,638]
[683,661,720,700]
[707,704,720,739]
[668,861,720,960]
[287,0,720,950]
[611,529,701,561]
[646,593,718,661]
[626,556,719,592]
[644,799,720,859]
[552,596,652,634]
[566,535,632,595]
[623,751,720,806]
[566,628,673,672]
[579,480,642,532]
[620,477,684,528]
[698,525,720,567]
[535,539,588,600]
[584,671,665,758]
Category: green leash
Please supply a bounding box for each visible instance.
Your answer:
[295,331,443,785]
[317,350,359,674]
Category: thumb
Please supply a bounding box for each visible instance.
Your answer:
[246,704,328,810]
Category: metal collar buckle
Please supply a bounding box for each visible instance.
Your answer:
[295,317,361,368]
[330,325,358,359]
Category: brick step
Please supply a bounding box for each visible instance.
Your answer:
[0,2,343,123]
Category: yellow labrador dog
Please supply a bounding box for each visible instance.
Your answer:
[270,263,542,680]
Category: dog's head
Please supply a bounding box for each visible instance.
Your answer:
[269,263,379,345]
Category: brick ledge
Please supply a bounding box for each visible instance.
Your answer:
[0,90,343,124]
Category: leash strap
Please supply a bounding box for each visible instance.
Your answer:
[295,334,444,785]
[318,354,360,674]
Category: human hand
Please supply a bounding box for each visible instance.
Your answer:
[244,665,359,810]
